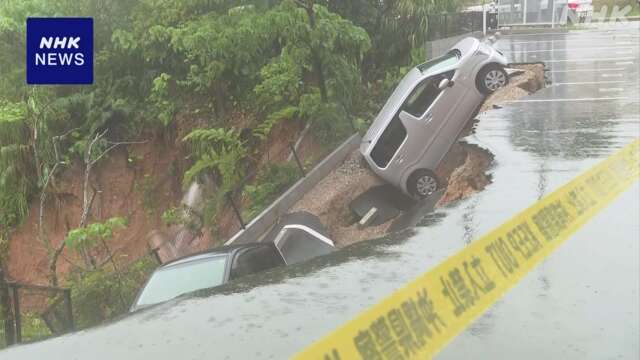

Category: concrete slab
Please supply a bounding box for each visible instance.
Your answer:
[349,184,415,226]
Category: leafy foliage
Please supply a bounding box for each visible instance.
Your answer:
[0,101,31,231]
[182,128,247,192]
[243,162,300,219]
[0,0,471,335]
[65,217,128,254]
[162,205,202,233]
[67,255,158,329]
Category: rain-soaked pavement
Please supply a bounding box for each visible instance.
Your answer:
[3,24,639,360]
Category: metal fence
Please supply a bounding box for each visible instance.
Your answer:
[0,248,162,348]
[222,122,356,241]
[426,11,498,41]
[0,278,73,347]
[498,0,569,27]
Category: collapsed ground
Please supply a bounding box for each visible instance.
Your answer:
[291,64,546,247]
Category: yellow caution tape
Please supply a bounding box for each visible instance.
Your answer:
[295,139,640,360]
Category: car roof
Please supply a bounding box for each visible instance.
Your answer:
[159,242,270,268]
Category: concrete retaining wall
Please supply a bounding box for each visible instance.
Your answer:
[225,133,362,245]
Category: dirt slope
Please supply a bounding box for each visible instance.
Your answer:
[7,139,184,285]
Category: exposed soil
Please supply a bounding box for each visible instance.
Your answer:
[7,138,185,285]
[291,63,546,247]
[6,114,314,285]
[477,63,546,114]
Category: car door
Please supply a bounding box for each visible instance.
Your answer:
[396,71,456,168]
[228,245,286,280]
[428,66,482,167]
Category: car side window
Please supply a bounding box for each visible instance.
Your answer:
[229,245,285,280]
[402,71,454,118]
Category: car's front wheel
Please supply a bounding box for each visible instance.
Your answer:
[407,169,440,199]
[477,65,509,94]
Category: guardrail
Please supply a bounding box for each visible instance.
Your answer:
[225,133,362,245]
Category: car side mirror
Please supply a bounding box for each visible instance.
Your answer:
[438,78,453,90]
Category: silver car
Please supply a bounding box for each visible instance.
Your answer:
[360,37,509,198]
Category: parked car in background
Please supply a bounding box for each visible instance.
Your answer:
[131,225,335,311]
[360,37,508,199]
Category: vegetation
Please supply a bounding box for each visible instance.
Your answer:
[243,162,300,220]
[0,0,473,341]
[67,254,157,329]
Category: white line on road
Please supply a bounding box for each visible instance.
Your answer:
[552,81,628,86]
[548,68,625,73]
[615,61,635,65]
[503,39,636,46]
[544,57,635,63]
[501,46,634,54]
[507,97,628,103]
[599,88,624,92]
[601,73,625,78]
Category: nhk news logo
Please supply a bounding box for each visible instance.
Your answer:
[26,18,93,84]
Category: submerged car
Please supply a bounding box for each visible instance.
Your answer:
[131,224,335,311]
[360,37,509,198]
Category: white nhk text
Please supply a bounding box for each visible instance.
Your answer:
[35,36,85,66]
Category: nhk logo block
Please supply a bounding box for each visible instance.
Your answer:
[26,18,93,84]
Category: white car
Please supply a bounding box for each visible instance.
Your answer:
[360,37,509,198]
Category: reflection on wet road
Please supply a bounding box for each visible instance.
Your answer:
[440,24,640,360]
[3,24,639,360]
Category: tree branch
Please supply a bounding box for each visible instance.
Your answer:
[90,139,148,166]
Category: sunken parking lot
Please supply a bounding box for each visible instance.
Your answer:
[1,7,639,360]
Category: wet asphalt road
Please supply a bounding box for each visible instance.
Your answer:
[440,23,640,359]
[3,24,639,360]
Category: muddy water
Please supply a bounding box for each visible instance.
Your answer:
[3,25,639,360]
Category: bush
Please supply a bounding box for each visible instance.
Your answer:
[67,255,158,329]
[244,163,300,220]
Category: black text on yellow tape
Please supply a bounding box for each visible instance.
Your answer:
[295,139,640,360]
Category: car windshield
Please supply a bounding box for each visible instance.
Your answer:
[135,255,228,308]
[417,50,461,74]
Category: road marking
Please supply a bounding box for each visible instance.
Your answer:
[615,61,635,65]
[552,81,627,86]
[599,88,624,92]
[295,140,640,360]
[507,97,628,103]
[503,39,636,46]
[548,68,624,73]
[601,73,625,78]
[544,57,635,63]
[501,32,582,37]
[501,46,634,54]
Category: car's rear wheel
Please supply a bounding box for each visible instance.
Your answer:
[407,169,440,199]
[477,65,508,94]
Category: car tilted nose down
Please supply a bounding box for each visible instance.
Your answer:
[360,37,509,198]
